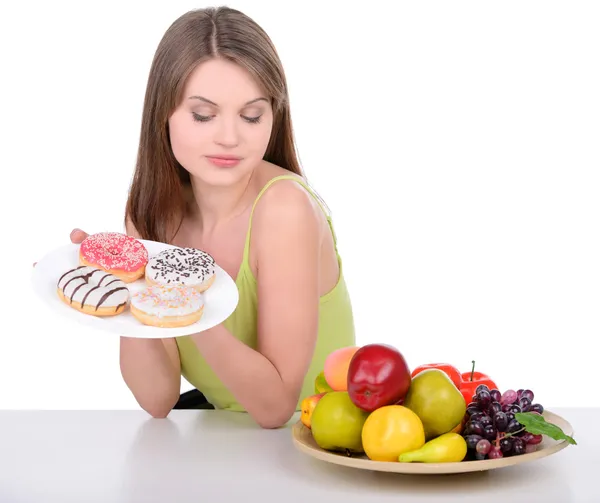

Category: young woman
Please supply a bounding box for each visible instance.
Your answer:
[67,6,355,428]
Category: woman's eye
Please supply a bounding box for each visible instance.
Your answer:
[242,115,262,124]
[192,113,262,124]
[192,113,212,122]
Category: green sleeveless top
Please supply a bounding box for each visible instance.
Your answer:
[175,175,356,411]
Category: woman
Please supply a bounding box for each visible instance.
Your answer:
[69,6,355,428]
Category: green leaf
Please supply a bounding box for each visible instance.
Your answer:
[515,412,577,445]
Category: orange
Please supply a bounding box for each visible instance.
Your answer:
[361,405,426,461]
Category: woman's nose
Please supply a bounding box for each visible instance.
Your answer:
[214,117,240,148]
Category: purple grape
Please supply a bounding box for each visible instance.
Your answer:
[465,421,484,436]
[521,389,534,402]
[530,403,544,414]
[512,438,526,455]
[507,419,522,434]
[517,389,524,398]
[463,450,478,461]
[501,390,518,405]
[490,389,501,402]
[476,439,492,455]
[465,434,483,450]
[479,415,492,428]
[476,384,490,394]
[489,401,502,415]
[488,446,503,459]
[470,411,485,423]
[467,405,479,416]
[506,411,515,422]
[522,433,543,445]
[500,437,514,454]
[519,397,532,412]
[508,404,522,414]
[483,424,497,441]
[477,390,492,409]
[493,411,508,432]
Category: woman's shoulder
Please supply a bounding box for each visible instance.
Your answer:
[251,165,325,233]
[247,167,326,283]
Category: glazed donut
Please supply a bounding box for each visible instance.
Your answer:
[130,284,204,328]
[79,232,148,283]
[57,265,130,316]
[145,247,216,292]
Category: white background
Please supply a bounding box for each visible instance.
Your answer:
[1,1,598,410]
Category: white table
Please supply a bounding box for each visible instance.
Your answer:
[0,408,596,502]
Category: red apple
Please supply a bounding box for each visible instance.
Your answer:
[347,343,412,412]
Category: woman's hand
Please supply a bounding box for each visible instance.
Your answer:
[70,228,89,244]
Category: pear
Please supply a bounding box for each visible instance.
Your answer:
[398,432,468,463]
[311,391,370,454]
[403,369,466,440]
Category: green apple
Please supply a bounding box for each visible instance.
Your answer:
[310,391,370,453]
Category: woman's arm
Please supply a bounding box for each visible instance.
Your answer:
[119,218,182,418]
[119,337,181,418]
[190,181,322,428]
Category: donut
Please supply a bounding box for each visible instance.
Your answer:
[130,284,204,328]
[145,247,216,292]
[79,232,148,283]
[57,265,130,316]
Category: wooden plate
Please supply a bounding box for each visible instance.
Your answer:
[292,410,574,474]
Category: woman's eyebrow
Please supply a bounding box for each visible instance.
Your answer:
[187,96,268,106]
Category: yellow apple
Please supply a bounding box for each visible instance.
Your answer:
[300,392,326,428]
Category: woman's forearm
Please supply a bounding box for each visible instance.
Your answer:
[191,325,299,428]
[119,337,181,418]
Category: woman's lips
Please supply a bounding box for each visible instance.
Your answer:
[205,155,242,168]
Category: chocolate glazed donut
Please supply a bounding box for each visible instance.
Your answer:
[57,265,130,316]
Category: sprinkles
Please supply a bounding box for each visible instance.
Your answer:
[131,284,204,317]
[79,232,148,273]
[146,248,215,287]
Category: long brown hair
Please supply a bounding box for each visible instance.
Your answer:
[125,7,304,243]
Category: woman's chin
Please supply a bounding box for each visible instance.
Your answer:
[190,166,250,188]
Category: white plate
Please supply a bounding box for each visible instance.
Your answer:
[31,239,239,338]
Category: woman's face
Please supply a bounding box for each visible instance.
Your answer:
[168,58,274,187]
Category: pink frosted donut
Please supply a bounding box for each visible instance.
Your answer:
[79,232,148,283]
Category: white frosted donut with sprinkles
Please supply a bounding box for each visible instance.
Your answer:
[130,284,204,328]
[145,247,216,292]
[79,232,148,283]
[57,265,130,316]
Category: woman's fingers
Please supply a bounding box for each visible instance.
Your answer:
[70,228,89,244]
